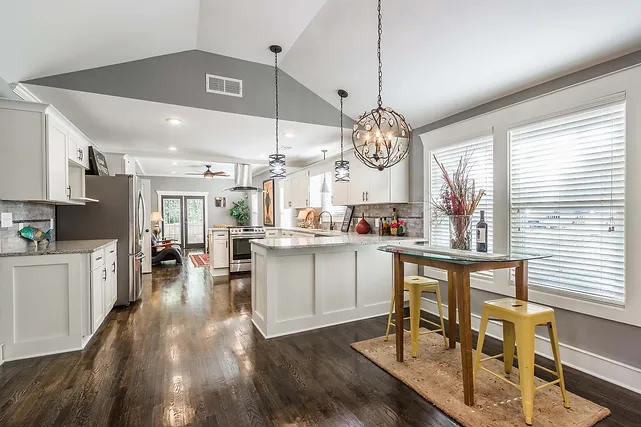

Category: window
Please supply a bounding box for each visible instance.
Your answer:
[509,101,625,305]
[430,135,494,278]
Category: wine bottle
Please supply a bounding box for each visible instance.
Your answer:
[476,210,487,252]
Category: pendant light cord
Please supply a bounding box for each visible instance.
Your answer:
[340,96,344,161]
[274,50,279,155]
[377,0,383,108]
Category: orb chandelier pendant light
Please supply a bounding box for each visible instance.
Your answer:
[352,0,411,171]
[335,89,350,182]
[268,45,286,179]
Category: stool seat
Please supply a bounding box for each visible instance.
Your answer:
[385,275,447,357]
[474,298,569,425]
[404,275,439,287]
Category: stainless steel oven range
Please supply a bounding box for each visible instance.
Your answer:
[229,226,265,273]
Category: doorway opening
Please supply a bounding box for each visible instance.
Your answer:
[160,195,206,249]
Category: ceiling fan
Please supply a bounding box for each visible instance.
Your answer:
[185,165,230,179]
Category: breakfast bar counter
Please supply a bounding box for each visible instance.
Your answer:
[250,234,418,338]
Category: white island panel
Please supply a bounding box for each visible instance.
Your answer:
[251,237,418,339]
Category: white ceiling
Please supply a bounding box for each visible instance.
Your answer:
[3,0,641,170]
[281,0,641,125]
[26,85,348,167]
[135,157,237,179]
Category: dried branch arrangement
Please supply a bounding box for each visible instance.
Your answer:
[431,151,486,218]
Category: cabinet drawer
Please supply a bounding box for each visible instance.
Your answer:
[265,229,279,237]
[105,242,117,258]
[91,249,105,270]
[213,231,228,240]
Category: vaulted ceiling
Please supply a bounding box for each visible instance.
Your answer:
[2,0,641,171]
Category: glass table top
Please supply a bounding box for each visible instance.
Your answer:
[378,241,550,264]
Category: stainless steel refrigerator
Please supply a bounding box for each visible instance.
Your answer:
[57,175,146,305]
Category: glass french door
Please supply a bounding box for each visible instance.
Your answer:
[161,195,205,249]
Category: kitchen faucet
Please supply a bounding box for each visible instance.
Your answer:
[319,211,334,231]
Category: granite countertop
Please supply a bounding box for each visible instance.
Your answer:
[0,239,118,257]
[270,227,343,236]
[250,234,421,250]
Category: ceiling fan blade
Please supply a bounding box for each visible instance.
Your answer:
[185,172,203,175]
[212,171,230,176]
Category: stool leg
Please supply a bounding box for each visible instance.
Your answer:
[384,289,395,342]
[409,285,421,357]
[503,321,516,376]
[434,285,448,347]
[473,310,489,382]
[548,318,570,409]
[516,322,536,426]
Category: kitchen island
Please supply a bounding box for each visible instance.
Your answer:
[250,234,419,338]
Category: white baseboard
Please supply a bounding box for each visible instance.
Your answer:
[420,297,641,395]
[0,343,4,366]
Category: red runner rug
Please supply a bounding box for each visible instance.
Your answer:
[189,253,209,268]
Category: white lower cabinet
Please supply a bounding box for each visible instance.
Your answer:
[0,241,117,362]
[208,230,230,276]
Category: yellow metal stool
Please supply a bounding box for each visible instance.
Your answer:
[473,298,570,425]
[384,275,448,357]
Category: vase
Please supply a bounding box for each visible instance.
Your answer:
[355,214,371,234]
[449,215,472,250]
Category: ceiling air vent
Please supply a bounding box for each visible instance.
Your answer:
[206,74,243,97]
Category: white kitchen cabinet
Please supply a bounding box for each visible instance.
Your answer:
[91,265,105,334]
[0,99,96,204]
[105,243,118,312]
[68,130,90,169]
[346,152,409,205]
[208,230,230,275]
[0,240,117,362]
[213,239,229,268]
[286,171,310,209]
[331,179,350,206]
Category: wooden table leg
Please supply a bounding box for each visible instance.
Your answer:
[447,270,457,349]
[456,266,474,406]
[394,253,405,362]
[515,260,529,301]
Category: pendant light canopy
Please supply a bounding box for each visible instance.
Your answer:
[268,45,286,179]
[334,89,350,182]
[352,0,411,171]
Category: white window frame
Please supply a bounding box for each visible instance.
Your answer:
[421,64,641,327]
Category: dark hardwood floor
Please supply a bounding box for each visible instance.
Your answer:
[0,251,639,426]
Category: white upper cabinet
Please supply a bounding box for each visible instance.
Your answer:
[0,99,95,204]
[343,152,408,205]
[283,171,310,209]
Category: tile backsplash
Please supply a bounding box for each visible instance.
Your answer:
[349,202,424,237]
[0,200,55,252]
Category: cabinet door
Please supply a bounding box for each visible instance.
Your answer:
[213,239,228,268]
[283,178,293,209]
[68,131,89,169]
[292,172,310,208]
[91,267,104,333]
[366,168,391,204]
[46,116,69,203]
[106,251,117,311]
[348,157,369,205]
[331,179,350,206]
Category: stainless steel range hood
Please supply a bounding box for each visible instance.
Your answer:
[225,164,263,192]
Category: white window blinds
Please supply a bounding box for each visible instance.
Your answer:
[509,101,625,305]
[430,135,493,279]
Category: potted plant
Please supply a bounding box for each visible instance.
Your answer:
[431,151,485,250]
[230,199,250,226]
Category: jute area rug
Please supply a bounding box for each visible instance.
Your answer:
[351,330,610,427]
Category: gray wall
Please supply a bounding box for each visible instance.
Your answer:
[416,49,641,370]
[25,50,353,128]
[146,176,246,227]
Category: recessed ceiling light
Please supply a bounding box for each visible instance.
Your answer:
[168,147,177,151]
[284,132,295,138]
[165,117,183,126]
[172,161,178,165]
[171,171,176,174]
